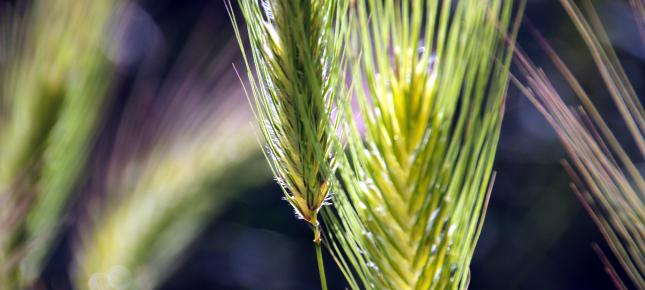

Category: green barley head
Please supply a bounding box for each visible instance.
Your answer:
[324,0,521,289]
[229,0,349,242]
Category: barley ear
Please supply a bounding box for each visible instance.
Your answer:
[323,1,522,289]
[514,0,645,287]
[228,0,349,242]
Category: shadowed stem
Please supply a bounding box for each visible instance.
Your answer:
[314,225,328,290]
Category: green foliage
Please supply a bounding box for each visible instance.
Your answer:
[0,0,117,287]
[323,1,520,289]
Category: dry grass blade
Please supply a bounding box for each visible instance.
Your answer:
[513,0,645,287]
[323,1,521,289]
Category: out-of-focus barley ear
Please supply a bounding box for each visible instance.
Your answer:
[72,38,266,290]
[228,1,350,289]
[322,0,522,289]
[514,1,644,288]
[0,0,118,288]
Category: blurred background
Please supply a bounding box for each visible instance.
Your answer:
[2,0,642,289]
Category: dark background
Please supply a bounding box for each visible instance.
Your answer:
[25,0,643,289]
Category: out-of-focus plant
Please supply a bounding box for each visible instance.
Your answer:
[72,28,266,289]
[631,0,645,46]
[0,0,117,288]
[228,0,349,289]
[322,1,521,289]
[514,0,644,288]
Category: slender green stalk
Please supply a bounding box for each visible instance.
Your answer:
[323,1,521,289]
[315,226,328,290]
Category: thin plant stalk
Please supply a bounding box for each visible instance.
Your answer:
[315,226,328,290]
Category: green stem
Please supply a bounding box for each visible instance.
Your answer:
[314,226,328,290]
